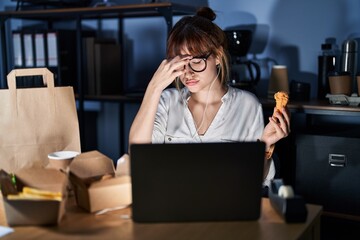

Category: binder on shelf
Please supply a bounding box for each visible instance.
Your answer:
[45,31,60,86]
[46,31,59,67]
[34,32,46,67]
[12,31,23,67]
[10,27,95,93]
[23,32,35,67]
[11,30,42,88]
[94,39,123,95]
[46,30,78,89]
[46,29,96,92]
[83,37,96,95]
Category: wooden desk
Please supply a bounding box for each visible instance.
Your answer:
[0,198,322,240]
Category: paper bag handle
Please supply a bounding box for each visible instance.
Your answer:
[6,68,56,117]
[6,68,55,90]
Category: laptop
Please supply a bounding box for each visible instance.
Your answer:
[130,141,265,223]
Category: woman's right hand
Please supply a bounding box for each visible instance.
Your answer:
[148,55,191,92]
[129,55,191,146]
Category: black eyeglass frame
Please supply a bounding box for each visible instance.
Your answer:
[188,53,212,73]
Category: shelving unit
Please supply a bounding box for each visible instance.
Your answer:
[0,3,196,153]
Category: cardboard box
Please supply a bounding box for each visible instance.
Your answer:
[69,150,132,213]
[0,168,68,226]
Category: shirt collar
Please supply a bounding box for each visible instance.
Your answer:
[181,86,232,103]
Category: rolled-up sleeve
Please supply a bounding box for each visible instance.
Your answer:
[152,91,169,143]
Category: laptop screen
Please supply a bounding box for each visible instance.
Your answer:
[130,142,265,223]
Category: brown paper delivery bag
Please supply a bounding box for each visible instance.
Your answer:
[0,68,81,173]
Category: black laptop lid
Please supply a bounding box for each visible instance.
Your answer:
[130,142,265,223]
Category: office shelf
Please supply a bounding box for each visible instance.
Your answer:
[0,3,196,153]
[0,3,196,88]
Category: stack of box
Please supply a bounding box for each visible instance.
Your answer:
[0,150,132,226]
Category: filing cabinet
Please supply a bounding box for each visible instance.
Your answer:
[295,134,360,216]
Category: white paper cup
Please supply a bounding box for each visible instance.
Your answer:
[48,151,80,171]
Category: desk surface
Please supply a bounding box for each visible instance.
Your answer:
[0,198,322,240]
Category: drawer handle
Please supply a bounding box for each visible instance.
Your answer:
[328,154,346,167]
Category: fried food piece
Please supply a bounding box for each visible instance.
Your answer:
[274,91,289,111]
[6,187,62,201]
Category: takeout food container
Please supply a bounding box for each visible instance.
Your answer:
[0,167,68,226]
[69,150,132,213]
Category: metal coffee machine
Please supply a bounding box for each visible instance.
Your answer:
[225,29,261,94]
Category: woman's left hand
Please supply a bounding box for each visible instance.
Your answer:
[262,107,291,148]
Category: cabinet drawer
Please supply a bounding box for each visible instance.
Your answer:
[295,134,360,216]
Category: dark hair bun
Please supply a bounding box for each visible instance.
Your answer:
[196,7,216,21]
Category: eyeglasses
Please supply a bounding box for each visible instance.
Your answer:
[188,53,211,72]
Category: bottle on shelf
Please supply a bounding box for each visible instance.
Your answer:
[340,39,358,95]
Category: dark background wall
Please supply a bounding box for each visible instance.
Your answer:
[1,0,360,160]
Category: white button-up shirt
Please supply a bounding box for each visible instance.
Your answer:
[152,86,275,186]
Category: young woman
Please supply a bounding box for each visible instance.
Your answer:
[129,7,291,187]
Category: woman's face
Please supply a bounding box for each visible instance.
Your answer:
[178,48,220,93]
